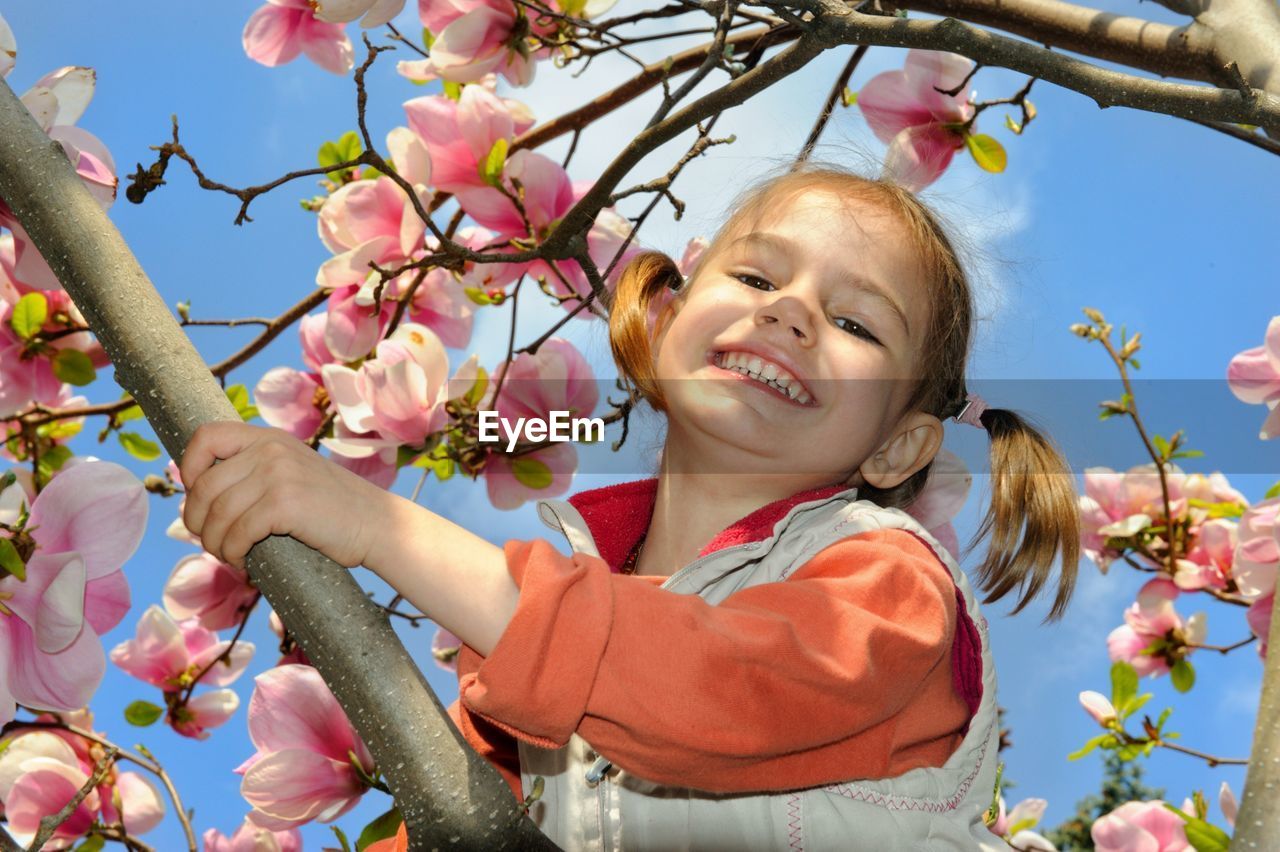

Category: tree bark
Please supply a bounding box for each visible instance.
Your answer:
[0,78,556,852]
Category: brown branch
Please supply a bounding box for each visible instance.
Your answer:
[795,43,870,163]
[177,594,259,706]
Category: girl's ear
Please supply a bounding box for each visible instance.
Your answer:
[859,413,945,490]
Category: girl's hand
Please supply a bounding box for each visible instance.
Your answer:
[180,421,387,570]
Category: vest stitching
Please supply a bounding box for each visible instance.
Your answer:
[786,793,804,851]
[819,728,991,812]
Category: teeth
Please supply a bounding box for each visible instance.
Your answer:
[715,351,812,405]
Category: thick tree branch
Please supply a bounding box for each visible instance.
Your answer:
[809,4,1280,131]
[0,79,554,852]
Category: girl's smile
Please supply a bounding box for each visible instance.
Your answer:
[706,347,818,407]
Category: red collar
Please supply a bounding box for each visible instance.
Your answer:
[566,478,851,573]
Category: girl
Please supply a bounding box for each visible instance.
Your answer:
[181,164,1081,850]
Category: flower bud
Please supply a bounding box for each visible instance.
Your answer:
[1079,690,1117,725]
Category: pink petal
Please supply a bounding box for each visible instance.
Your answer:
[109,605,188,688]
[904,49,976,122]
[84,569,131,635]
[241,749,366,829]
[256,367,324,440]
[5,552,86,653]
[857,68,935,144]
[882,123,960,192]
[26,66,95,127]
[1228,343,1280,405]
[243,4,307,67]
[29,460,147,581]
[245,664,360,760]
[484,442,577,510]
[8,617,105,711]
[429,7,513,76]
[115,771,165,835]
[163,552,257,631]
[5,761,98,844]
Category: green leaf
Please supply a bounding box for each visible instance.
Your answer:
[1153,434,1170,458]
[1111,661,1139,712]
[11,292,48,340]
[1161,805,1232,852]
[75,835,107,852]
[1266,479,1280,500]
[124,700,164,727]
[841,87,857,107]
[118,431,162,462]
[464,366,488,407]
[51,348,97,386]
[1004,113,1022,135]
[356,807,403,851]
[421,27,435,49]
[480,137,509,188]
[37,445,72,484]
[116,403,144,423]
[1129,357,1141,370]
[318,131,363,181]
[1067,734,1109,761]
[1171,659,1195,693]
[226,384,259,421]
[330,826,353,852]
[0,538,26,581]
[1156,706,1173,731]
[442,79,463,100]
[510,457,553,490]
[463,286,497,306]
[965,133,1007,173]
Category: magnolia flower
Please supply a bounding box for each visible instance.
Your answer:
[0,461,146,723]
[1091,800,1190,852]
[237,664,376,830]
[432,625,463,672]
[0,21,117,291]
[1248,591,1273,658]
[1078,690,1117,726]
[1227,315,1280,440]
[242,0,354,75]
[1176,518,1237,591]
[202,817,303,852]
[0,728,164,849]
[163,552,259,631]
[857,50,977,191]
[903,448,971,561]
[314,0,405,26]
[1234,497,1280,601]
[403,84,535,196]
[1107,579,1205,677]
[399,0,551,86]
[256,367,326,440]
[111,604,254,691]
[989,797,1056,851]
[1220,782,1237,829]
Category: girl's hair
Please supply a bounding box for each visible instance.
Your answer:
[607,163,1080,621]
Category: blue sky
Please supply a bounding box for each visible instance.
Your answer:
[6,1,1279,847]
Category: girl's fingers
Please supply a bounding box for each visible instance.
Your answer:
[180,421,275,490]
[197,475,269,567]
[220,493,292,569]
[182,449,258,540]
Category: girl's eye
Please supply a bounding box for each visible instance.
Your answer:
[834,317,881,345]
[731,272,774,291]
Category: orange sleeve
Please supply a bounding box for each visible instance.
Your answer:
[459,528,968,793]
[448,644,524,801]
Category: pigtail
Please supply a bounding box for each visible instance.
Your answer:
[608,250,684,413]
[965,407,1081,622]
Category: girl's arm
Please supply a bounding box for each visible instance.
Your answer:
[180,422,518,656]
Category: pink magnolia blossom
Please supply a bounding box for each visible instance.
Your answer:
[322,322,460,447]
[237,664,376,830]
[203,817,303,852]
[163,552,259,631]
[0,460,146,723]
[403,83,535,196]
[242,0,354,75]
[400,0,553,86]
[483,441,579,511]
[1220,782,1237,829]
[0,34,117,291]
[1175,518,1237,591]
[110,604,254,692]
[1091,800,1190,852]
[1079,690,1117,726]
[857,50,977,191]
[256,367,326,439]
[0,728,164,849]
[432,625,463,672]
[1227,315,1280,440]
[1107,578,1205,677]
[1248,591,1273,659]
[988,797,1055,851]
[903,447,971,561]
[314,0,405,26]
[1234,496,1280,600]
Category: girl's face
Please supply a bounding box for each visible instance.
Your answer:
[651,189,942,486]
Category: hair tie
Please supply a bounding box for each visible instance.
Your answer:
[953,392,988,428]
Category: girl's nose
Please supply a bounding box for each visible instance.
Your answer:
[758,297,815,344]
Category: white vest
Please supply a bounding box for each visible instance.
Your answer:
[521,487,1010,851]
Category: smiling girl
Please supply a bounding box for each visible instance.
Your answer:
[181,165,1080,850]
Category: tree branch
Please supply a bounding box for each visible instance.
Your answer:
[0,78,554,851]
